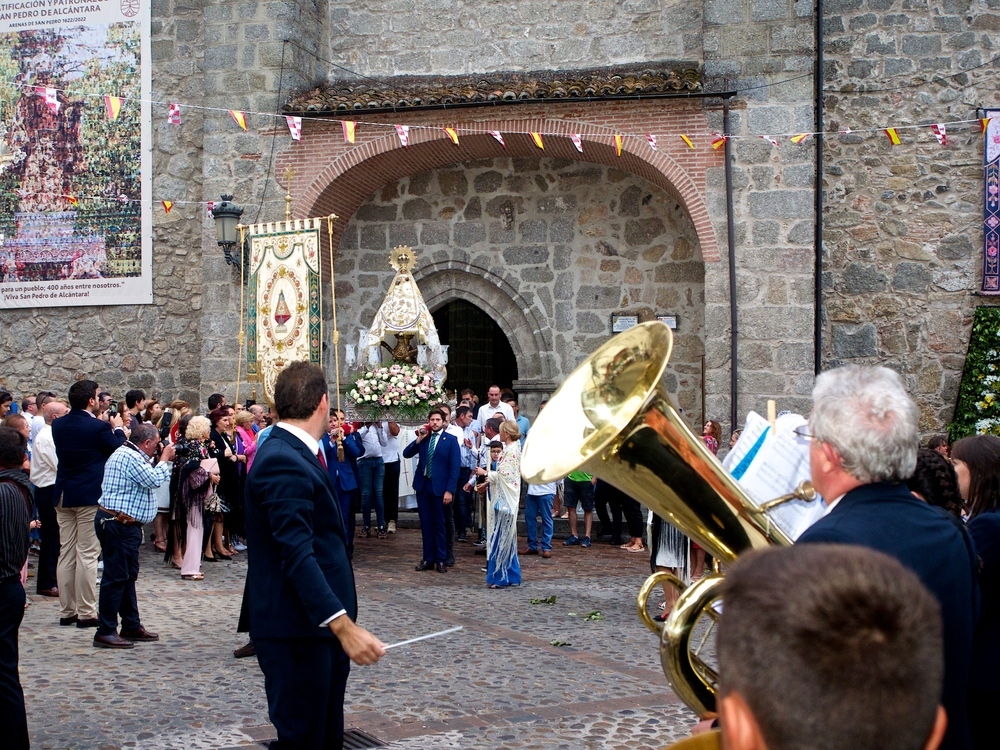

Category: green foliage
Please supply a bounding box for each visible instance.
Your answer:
[949,306,1000,441]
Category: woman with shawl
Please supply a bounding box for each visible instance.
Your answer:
[476,420,522,588]
[167,416,214,579]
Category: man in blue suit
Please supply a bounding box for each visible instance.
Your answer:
[51,379,127,628]
[245,362,385,750]
[403,407,461,572]
[797,365,978,750]
[321,409,365,559]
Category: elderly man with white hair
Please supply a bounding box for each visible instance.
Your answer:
[797,365,978,750]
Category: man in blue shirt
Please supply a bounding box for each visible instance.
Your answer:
[93,423,175,649]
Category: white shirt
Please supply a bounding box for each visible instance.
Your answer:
[382,421,400,462]
[473,401,515,433]
[275,421,345,626]
[527,479,562,496]
[31,424,58,488]
[358,423,387,460]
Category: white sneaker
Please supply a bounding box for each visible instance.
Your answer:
[233,542,247,551]
[387,521,396,534]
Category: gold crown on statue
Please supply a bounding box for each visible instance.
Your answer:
[389,245,416,273]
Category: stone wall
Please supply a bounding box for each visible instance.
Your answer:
[336,156,706,416]
[822,0,1000,430]
[703,0,819,424]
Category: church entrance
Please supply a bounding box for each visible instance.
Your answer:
[433,299,518,400]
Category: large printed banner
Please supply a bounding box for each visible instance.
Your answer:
[983,110,1000,294]
[0,2,151,308]
[246,219,323,405]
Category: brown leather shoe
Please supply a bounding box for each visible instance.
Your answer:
[120,626,159,642]
[38,587,59,597]
[76,618,100,628]
[436,562,447,573]
[233,641,256,659]
[93,633,134,649]
[520,548,539,555]
[541,550,552,559]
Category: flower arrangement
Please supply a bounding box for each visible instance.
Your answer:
[950,306,1000,440]
[347,362,446,421]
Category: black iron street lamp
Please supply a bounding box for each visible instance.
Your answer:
[211,194,244,267]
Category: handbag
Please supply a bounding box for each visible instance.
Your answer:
[205,491,223,514]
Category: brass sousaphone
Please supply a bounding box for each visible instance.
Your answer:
[521,321,813,719]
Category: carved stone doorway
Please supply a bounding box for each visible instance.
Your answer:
[432,299,518,400]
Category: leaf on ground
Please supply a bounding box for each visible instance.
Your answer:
[567,612,578,617]
[584,610,605,621]
[529,595,557,605]
[550,639,572,647]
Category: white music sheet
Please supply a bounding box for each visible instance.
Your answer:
[723,411,826,540]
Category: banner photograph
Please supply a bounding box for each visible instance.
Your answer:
[0,1,151,308]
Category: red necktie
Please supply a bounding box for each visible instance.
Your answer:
[316,448,327,469]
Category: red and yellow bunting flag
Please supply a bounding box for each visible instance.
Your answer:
[229,110,247,131]
[530,132,544,150]
[167,103,181,125]
[646,134,657,151]
[443,127,459,145]
[489,130,506,148]
[614,134,623,156]
[884,128,901,145]
[104,95,122,121]
[67,195,78,206]
[342,120,356,143]
[790,133,810,144]
[162,200,173,214]
[570,133,583,153]
[930,123,946,146]
[711,134,728,150]
[680,134,695,149]
[981,118,992,134]
[395,124,410,147]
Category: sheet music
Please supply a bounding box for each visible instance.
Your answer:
[723,411,826,540]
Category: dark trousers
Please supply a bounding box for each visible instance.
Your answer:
[34,484,60,591]
[94,511,142,636]
[382,461,399,525]
[337,489,357,559]
[0,579,28,750]
[416,487,447,563]
[256,637,351,750]
[444,499,455,563]
[454,477,472,536]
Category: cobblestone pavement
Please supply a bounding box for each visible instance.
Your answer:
[21,517,697,749]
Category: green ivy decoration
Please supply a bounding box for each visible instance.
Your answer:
[950,306,1000,441]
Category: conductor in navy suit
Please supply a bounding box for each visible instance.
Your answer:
[403,407,461,572]
[245,362,385,750]
[797,364,978,750]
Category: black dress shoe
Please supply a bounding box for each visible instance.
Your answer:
[445,557,455,567]
[120,626,159,642]
[203,555,219,563]
[93,633,134,649]
[59,615,78,627]
[76,618,100,628]
[436,562,447,573]
[415,561,434,571]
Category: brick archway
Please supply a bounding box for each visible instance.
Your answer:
[288,105,722,268]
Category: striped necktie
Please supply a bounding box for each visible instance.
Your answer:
[425,432,438,478]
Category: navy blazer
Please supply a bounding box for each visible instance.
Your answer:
[321,431,364,493]
[968,510,1000,692]
[798,482,979,750]
[244,426,357,639]
[51,409,126,508]
[402,430,461,498]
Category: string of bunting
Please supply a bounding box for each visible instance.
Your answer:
[7,81,998,214]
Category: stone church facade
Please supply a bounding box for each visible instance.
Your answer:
[1,0,997,434]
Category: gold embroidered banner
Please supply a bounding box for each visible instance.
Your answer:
[246,218,323,405]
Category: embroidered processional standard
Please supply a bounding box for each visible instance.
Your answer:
[246,218,323,403]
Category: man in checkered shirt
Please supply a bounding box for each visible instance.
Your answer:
[92,423,175,650]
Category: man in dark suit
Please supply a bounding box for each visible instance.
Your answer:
[245,362,384,750]
[51,379,127,628]
[403,407,461,572]
[321,409,364,560]
[797,364,978,750]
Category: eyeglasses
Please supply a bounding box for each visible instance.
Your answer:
[792,425,817,442]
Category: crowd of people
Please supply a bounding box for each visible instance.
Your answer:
[2,362,1000,750]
